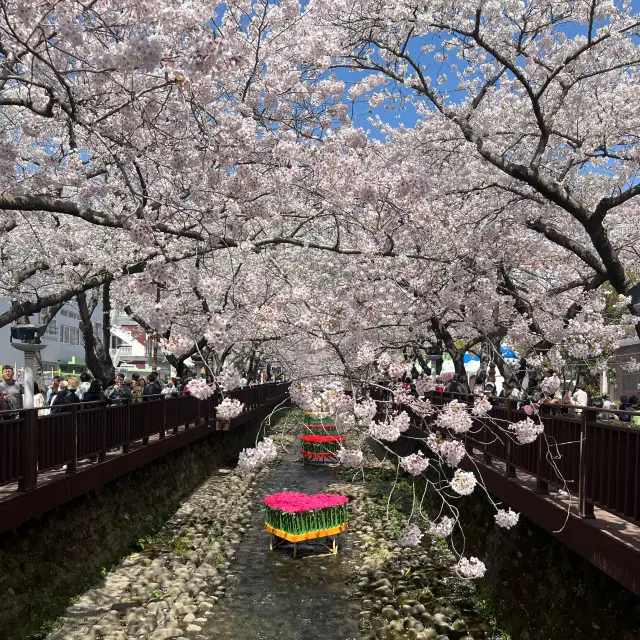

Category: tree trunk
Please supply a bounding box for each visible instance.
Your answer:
[77,286,115,386]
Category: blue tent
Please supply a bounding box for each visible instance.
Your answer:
[463,347,517,363]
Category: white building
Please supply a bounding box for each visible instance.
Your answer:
[108,311,169,375]
[0,301,172,382]
[0,298,103,381]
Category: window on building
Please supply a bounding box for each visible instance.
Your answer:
[60,325,64,342]
[48,320,57,335]
[64,326,70,343]
[70,328,77,345]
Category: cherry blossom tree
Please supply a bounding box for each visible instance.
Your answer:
[3,0,640,577]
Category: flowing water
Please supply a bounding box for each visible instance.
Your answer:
[203,449,360,640]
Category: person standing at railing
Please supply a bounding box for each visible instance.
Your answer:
[46,375,61,406]
[32,382,45,415]
[573,385,588,416]
[131,377,145,403]
[51,377,82,413]
[561,390,575,416]
[50,379,68,409]
[105,374,132,406]
[83,380,107,405]
[444,373,468,395]
[77,372,92,400]
[0,364,23,411]
[143,372,163,401]
[161,378,180,398]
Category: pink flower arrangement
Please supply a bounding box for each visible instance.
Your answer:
[263,492,349,513]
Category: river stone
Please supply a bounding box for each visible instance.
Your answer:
[407,631,431,640]
[450,619,468,635]
[371,578,393,589]
[388,620,405,634]
[418,590,434,604]
[111,601,140,612]
[150,629,184,639]
[381,606,400,620]
[186,624,203,633]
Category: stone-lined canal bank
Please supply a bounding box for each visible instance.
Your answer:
[0,416,266,640]
[46,464,271,640]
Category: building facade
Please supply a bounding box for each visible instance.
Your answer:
[0,301,169,382]
[611,337,640,400]
[0,298,103,381]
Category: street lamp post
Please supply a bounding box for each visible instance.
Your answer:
[10,325,47,409]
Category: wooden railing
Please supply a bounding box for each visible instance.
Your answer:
[0,382,289,493]
[374,388,640,524]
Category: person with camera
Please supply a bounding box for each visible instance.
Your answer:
[105,373,132,406]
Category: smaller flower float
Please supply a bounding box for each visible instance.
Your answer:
[300,434,347,459]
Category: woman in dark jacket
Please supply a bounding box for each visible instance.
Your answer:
[83,380,106,405]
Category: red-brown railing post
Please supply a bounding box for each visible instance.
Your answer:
[66,405,78,473]
[123,402,131,453]
[535,408,549,494]
[184,397,190,430]
[579,407,595,518]
[142,402,150,445]
[505,399,516,478]
[18,409,38,491]
[99,405,107,462]
[160,398,166,439]
[173,398,179,434]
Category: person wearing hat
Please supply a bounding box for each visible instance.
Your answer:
[0,365,23,412]
[51,377,82,413]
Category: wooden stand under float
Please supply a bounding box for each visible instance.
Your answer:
[266,522,348,558]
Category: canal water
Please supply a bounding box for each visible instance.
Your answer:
[203,450,360,640]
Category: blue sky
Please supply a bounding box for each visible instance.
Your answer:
[330,0,640,136]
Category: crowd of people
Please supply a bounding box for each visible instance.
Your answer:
[434,371,631,422]
[0,365,198,415]
[44,371,194,413]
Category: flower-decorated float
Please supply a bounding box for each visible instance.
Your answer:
[303,411,339,435]
[263,492,349,557]
[299,434,347,461]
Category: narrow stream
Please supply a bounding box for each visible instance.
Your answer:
[203,449,360,640]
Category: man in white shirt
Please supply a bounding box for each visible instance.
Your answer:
[77,372,92,400]
[573,386,588,414]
